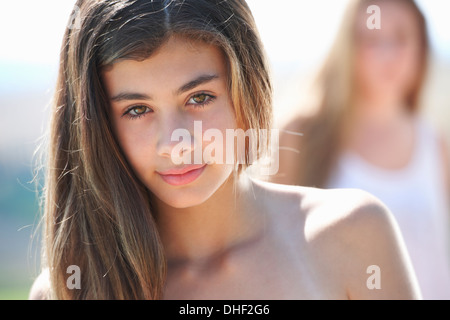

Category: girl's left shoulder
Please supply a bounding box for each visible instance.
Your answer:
[253,179,421,299]
[253,178,395,230]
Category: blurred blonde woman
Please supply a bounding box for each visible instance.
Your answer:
[275,0,450,299]
[274,0,450,299]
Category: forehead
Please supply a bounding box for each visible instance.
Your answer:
[102,36,227,95]
[355,1,420,34]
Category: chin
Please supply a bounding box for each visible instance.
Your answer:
[157,190,210,209]
[150,164,234,209]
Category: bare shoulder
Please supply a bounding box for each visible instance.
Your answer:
[304,187,421,299]
[301,187,397,238]
[29,268,51,300]
[255,178,397,233]
[253,180,421,299]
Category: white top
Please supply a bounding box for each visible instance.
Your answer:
[327,119,450,299]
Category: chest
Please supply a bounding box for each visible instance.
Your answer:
[163,239,343,300]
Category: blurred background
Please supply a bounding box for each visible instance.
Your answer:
[0,0,448,299]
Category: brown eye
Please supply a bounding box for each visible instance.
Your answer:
[123,105,152,119]
[129,105,150,116]
[131,106,148,115]
[187,93,215,107]
[193,94,207,103]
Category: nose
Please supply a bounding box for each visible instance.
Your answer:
[155,114,196,163]
[377,39,403,62]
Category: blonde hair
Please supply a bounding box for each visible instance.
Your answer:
[42,0,271,299]
[294,0,428,188]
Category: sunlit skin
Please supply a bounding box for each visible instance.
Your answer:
[28,35,421,299]
[103,39,238,209]
[87,36,421,300]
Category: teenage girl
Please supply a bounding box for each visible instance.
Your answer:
[30,0,419,299]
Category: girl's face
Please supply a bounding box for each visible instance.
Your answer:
[354,1,423,101]
[102,37,236,208]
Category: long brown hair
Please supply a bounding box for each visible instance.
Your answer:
[42,0,271,299]
[295,0,429,188]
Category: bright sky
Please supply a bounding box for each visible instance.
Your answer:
[0,0,448,67]
[0,0,449,157]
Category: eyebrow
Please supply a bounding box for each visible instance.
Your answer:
[176,74,219,95]
[110,92,151,102]
[109,74,220,102]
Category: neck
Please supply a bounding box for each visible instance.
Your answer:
[353,94,407,126]
[153,172,262,264]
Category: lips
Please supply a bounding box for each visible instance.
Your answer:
[157,164,207,186]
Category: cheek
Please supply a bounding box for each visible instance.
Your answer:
[200,98,237,135]
[195,100,237,165]
[355,49,379,85]
[204,109,236,131]
[397,47,422,85]
[356,46,421,91]
[113,120,158,172]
